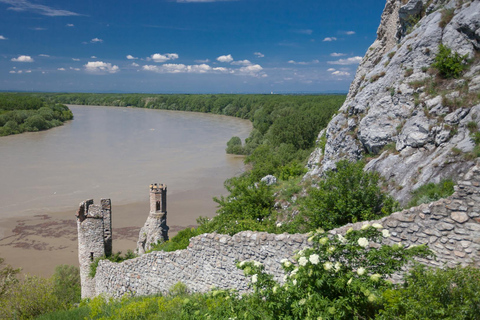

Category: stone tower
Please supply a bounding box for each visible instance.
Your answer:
[136,183,169,255]
[76,199,112,299]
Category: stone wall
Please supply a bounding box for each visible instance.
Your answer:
[92,163,480,298]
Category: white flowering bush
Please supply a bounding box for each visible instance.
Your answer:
[237,226,432,319]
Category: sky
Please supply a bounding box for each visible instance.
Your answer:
[0,0,387,94]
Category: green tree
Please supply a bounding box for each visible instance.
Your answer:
[432,44,468,79]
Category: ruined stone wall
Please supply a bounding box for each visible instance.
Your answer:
[92,164,480,298]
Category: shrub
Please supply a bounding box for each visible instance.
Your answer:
[225,136,244,155]
[439,8,455,28]
[407,179,455,208]
[51,265,81,309]
[297,160,399,231]
[237,226,432,319]
[432,44,468,78]
[379,265,480,319]
[0,257,20,298]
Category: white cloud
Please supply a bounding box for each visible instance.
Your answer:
[69,67,80,71]
[288,59,319,65]
[323,37,337,42]
[330,52,346,57]
[143,63,231,74]
[25,70,31,73]
[332,70,351,76]
[131,62,140,67]
[126,54,138,60]
[90,56,97,59]
[84,61,120,74]
[345,31,355,35]
[66,23,74,27]
[231,59,252,66]
[57,68,66,71]
[11,55,34,62]
[0,35,7,40]
[254,52,264,58]
[0,0,81,16]
[212,67,229,73]
[39,54,49,57]
[72,58,80,61]
[216,54,233,63]
[327,68,336,72]
[91,38,103,43]
[9,70,16,74]
[194,59,210,63]
[237,64,264,77]
[328,56,362,65]
[149,53,179,63]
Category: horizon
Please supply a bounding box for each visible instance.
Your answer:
[0,0,386,93]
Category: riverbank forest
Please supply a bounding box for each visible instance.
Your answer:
[0,94,73,136]
[0,92,474,319]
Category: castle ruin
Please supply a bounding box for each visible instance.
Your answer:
[76,184,169,299]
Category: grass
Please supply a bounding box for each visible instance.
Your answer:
[407,179,455,208]
[439,8,455,28]
[370,72,386,83]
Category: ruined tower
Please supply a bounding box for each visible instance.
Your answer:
[136,183,169,255]
[76,199,112,299]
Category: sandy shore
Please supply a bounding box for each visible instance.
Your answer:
[0,191,218,277]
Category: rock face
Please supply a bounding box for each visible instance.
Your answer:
[306,0,480,204]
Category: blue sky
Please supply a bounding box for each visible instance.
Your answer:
[0,0,386,93]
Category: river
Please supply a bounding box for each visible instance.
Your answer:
[0,105,252,275]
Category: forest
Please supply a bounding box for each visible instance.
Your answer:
[0,93,73,136]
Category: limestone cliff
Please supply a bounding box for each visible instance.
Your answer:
[306,0,480,204]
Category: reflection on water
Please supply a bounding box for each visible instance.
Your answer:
[0,105,252,219]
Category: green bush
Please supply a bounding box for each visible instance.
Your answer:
[0,257,20,298]
[51,265,81,309]
[378,265,480,319]
[407,179,455,208]
[225,136,245,155]
[296,160,399,231]
[432,44,468,79]
[149,227,200,252]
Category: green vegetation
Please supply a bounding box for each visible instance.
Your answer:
[439,7,455,29]
[432,44,468,79]
[89,250,136,278]
[379,265,480,319]
[0,261,81,320]
[0,93,73,136]
[407,179,455,208]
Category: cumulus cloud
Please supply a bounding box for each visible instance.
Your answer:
[148,53,179,63]
[332,70,351,76]
[131,62,139,67]
[231,59,252,66]
[328,56,362,65]
[72,58,80,61]
[84,61,120,74]
[288,59,319,65]
[11,55,34,62]
[236,64,264,77]
[327,68,336,72]
[0,35,7,40]
[0,0,81,16]
[254,52,264,58]
[330,52,346,57]
[345,31,355,35]
[216,54,233,63]
[69,67,80,71]
[323,37,337,42]
[91,38,103,43]
[143,63,229,74]
[57,68,65,71]
[126,54,138,60]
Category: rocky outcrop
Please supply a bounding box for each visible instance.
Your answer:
[306,0,480,204]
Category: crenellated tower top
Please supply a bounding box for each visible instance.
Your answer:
[149,183,167,214]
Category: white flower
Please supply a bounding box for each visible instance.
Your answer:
[334,262,342,272]
[357,237,369,248]
[327,246,336,254]
[347,278,353,285]
[276,222,282,227]
[251,274,258,283]
[382,229,391,238]
[337,234,346,243]
[253,261,262,268]
[299,257,308,266]
[357,267,366,276]
[361,223,370,230]
[299,298,306,306]
[372,223,383,229]
[370,274,381,282]
[319,237,328,245]
[284,260,292,268]
[292,279,297,285]
[323,262,333,270]
[239,261,246,267]
[291,268,298,276]
[280,258,288,264]
[309,254,320,265]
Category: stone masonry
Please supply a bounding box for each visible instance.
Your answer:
[91,162,480,298]
[76,198,112,299]
[136,183,169,255]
